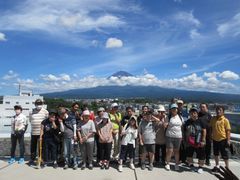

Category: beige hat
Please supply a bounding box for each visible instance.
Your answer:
[157,105,166,112]
[177,100,184,104]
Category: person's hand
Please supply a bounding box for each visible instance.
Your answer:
[227,140,231,147]
[200,141,205,148]
[163,122,168,128]
[39,137,43,141]
[74,136,77,141]
[82,137,87,142]
[58,118,63,123]
[79,138,83,144]
[140,140,144,146]
[214,166,239,180]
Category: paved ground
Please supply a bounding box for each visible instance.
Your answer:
[0,159,239,180]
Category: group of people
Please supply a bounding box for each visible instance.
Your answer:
[9,98,232,175]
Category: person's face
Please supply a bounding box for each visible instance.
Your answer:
[127,109,133,116]
[113,106,118,112]
[177,103,183,109]
[83,115,90,121]
[35,103,43,110]
[190,111,198,120]
[158,111,165,116]
[146,114,152,121]
[98,111,104,117]
[49,115,56,122]
[142,107,148,113]
[216,108,224,117]
[170,108,178,116]
[72,104,79,112]
[142,114,147,121]
[129,119,136,126]
[200,104,208,113]
[15,109,22,115]
[102,118,108,123]
[60,113,66,120]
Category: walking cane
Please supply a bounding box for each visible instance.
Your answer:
[37,139,43,169]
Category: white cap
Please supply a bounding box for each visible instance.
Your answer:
[157,105,166,112]
[82,110,90,116]
[177,100,184,104]
[111,103,119,109]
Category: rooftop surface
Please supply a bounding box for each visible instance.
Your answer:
[0,159,240,180]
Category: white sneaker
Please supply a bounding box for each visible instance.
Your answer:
[130,163,135,170]
[118,165,123,172]
[175,165,180,171]
[165,164,171,171]
[197,168,203,174]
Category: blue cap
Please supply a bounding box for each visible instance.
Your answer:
[189,107,198,112]
[170,103,178,109]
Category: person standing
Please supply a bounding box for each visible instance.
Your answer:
[97,112,113,169]
[109,103,122,161]
[199,103,212,166]
[8,105,28,164]
[165,104,183,171]
[95,107,106,164]
[28,99,48,166]
[39,110,59,168]
[118,116,138,172]
[210,106,231,173]
[78,110,96,170]
[155,105,168,167]
[184,107,206,174]
[58,108,77,170]
[139,111,159,171]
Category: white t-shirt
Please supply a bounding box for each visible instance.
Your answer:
[11,113,28,134]
[121,125,138,148]
[165,115,183,138]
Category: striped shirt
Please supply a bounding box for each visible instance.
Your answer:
[30,108,49,135]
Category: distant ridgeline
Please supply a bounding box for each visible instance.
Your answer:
[43,85,240,103]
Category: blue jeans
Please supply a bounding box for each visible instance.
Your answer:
[64,138,77,165]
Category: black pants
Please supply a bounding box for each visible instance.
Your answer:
[205,139,212,161]
[11,133,25,158]
[95,135,101,162]
[30,135,40,161]
[99,143,112,161]
[120,144,135,160]
[44,138,57,162]
[179,142,186,163]
[155,144,166,163]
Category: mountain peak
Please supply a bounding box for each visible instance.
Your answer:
[108,71,134,79]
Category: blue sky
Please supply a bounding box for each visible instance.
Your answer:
[0,0,240,95]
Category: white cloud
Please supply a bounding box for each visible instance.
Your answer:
[40,73,71,81]
[173,11,201,27]
[217,12,240,37]
[8,71,236,94]
[106,37,123,48]
[2,70,18,80]
[190,29,201,39]
[182,64,188,68]
[0,0,131,46]
[0,32,7,41]
[219,70,239,80]
[174,0,182,2]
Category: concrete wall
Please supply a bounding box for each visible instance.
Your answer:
[0,137,31,157]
